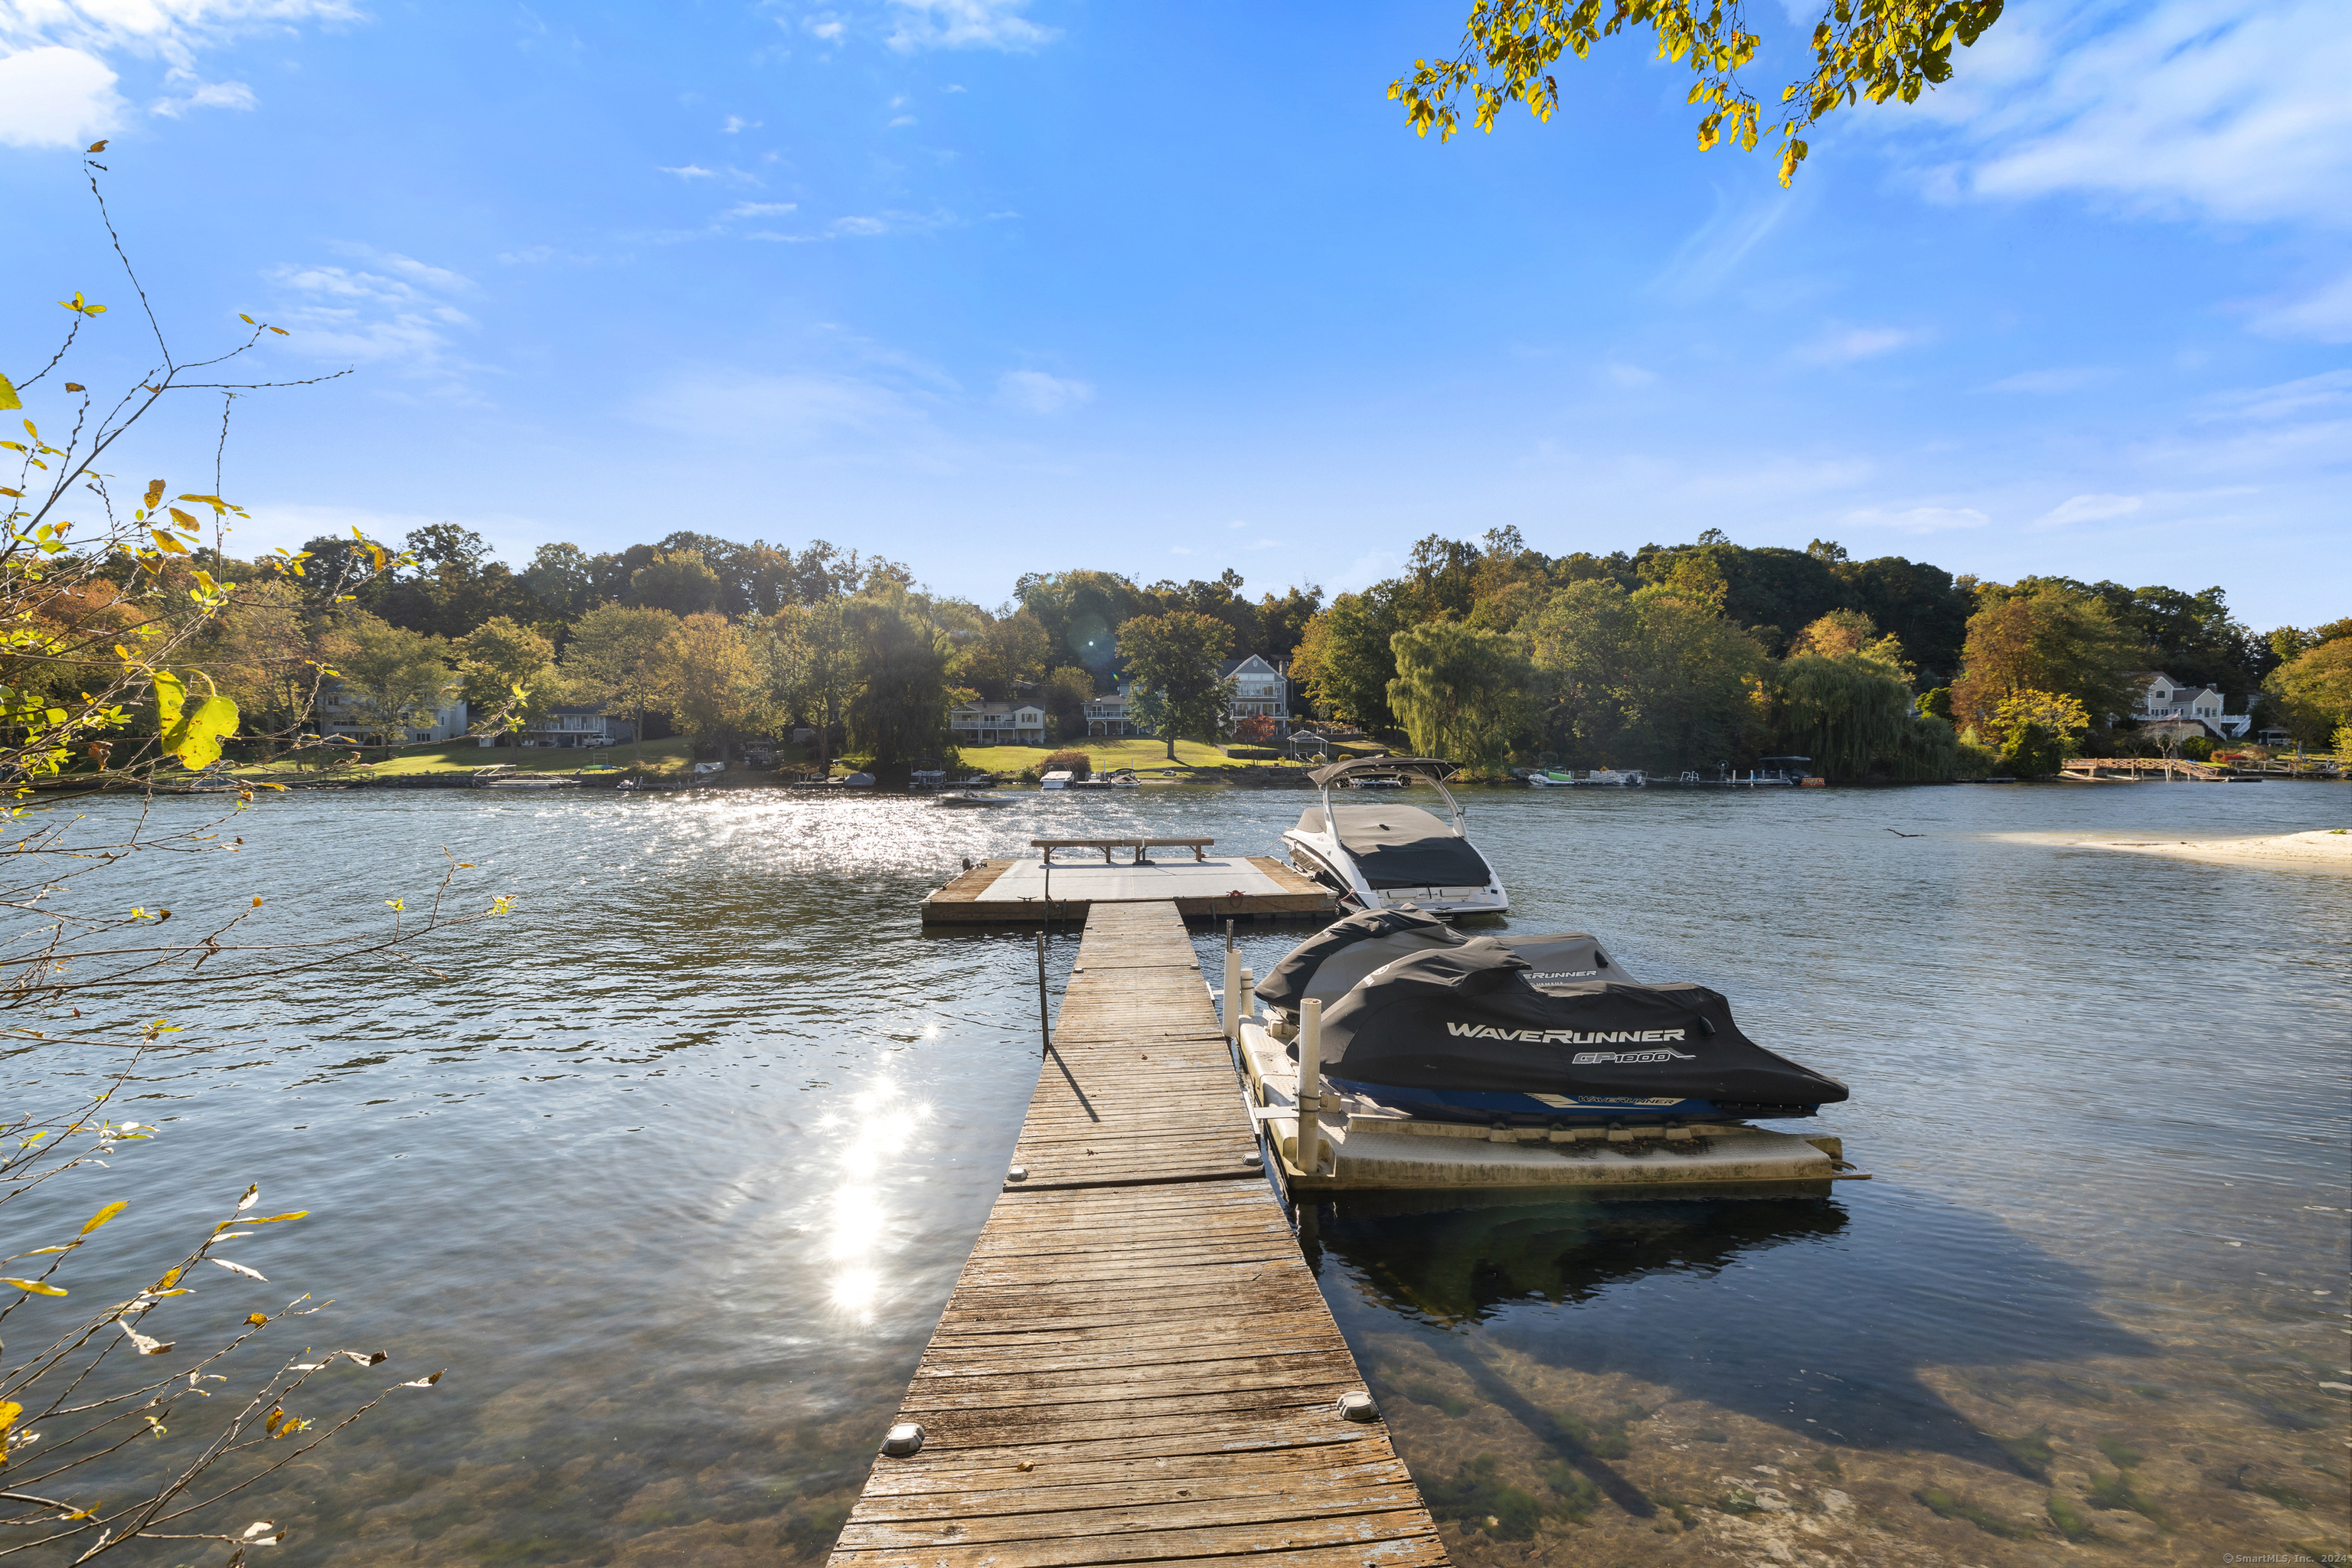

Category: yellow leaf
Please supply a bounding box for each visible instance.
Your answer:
[143,479,165,511]
[2,1278,66,1296]
[168,507,199,529]
[80,1200,126,1236]
[0,1400,18,1437]
[246,1312,269,1325]
[0,374,18,413]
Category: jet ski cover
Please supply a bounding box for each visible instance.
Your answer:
[1253,906,1460,1018]
[1319,940,1847,1107]
[1295,804,1493,890]
[1258,917,1617,1021]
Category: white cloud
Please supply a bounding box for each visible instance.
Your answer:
[2197,368,2352,423]
[2033,492,2143,529]
[1841,505,1990,534]
[725,201,799,219]
[1227,519,1248,529]
[721,114,759,133]
[150,74,253,116]
[885,0,1054,53]
[805,13,844,40]
[0,44,122,146]
[264,251,476,373]
[995,370,1093,415]
[1982,365,2116,394]
[750,209,955,242]
[660,163,718,179]
[1795,325,1923,365]
[1889,0,2352,228]
[2243,270,2352,344]
[1606,361,1660,388]
[1168,546,1193,555]
[1,1,356,136]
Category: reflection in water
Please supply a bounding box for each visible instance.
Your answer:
[1310,1191,1850,1325]
[3,784,2343,1566]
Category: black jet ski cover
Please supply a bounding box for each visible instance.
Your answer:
[1254,905,1460,1019]
[1319,939,1847,1107]
[1258,920,1619,1021]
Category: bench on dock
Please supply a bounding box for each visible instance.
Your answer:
[1031,836,1214,865]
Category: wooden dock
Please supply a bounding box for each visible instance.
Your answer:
[829,900,1448,1568]
[922,857,1335,926]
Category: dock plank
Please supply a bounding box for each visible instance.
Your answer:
[828,900,1446,1568]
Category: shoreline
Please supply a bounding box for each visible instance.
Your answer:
[1997,828,2352,873]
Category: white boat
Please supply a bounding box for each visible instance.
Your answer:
[1586,767,1646,788]
[934,791,1014,808]
[1524,769,1576,788]
[1280,756,1507,917]
[1039,769,1073,791]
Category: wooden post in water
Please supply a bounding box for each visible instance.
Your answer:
[1221,920,1240,1041]
[1296,996,1322,1176]
[1034,929,1050,1057]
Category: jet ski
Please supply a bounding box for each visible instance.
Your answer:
[1280,756,1506,917]
[1250,906,1845,1128]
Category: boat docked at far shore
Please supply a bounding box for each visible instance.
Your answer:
[1281,756,1507,918]
[1524,767,1645,787]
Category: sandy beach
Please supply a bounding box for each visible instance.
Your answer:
[1999,827,2352,872]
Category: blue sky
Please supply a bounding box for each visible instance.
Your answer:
[4,0,2347,628]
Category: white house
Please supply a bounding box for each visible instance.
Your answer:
[1219,655,1289,738]
[318,681,468,746]
[949,700,1047,746]
[1083,679,1146,737]
[2134,673,2250,739]
[476,705,634,749]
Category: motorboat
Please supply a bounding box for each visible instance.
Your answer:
[909,756,947,790]
[1063,767,1142,791]
[1039,769,1073,791]
[1524,769,1576,788]
[1587,767,1646,787]
[1280,756,1507,917]
[934,790,1014,808]
[1227,907,1854,1190]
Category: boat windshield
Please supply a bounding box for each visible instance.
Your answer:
[1295,802,1491,890]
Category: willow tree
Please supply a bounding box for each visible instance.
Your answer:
[1526,580,1765,771]
[1393,0,2005,185]
[1386,621,1530,768]
[1772,653,1920,779]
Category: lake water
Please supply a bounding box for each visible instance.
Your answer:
[11,779,2348,1566]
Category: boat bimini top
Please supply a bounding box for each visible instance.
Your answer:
[1282,758,1508,917]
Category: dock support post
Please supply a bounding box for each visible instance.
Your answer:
[1035,929,1050,1057]
[1222,923,1240,1041]
[1239,967,1254,1033]
[1296,997,1322,1177]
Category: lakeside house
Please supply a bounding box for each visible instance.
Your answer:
[1082,680,1142,738]
[2133,673,2251,740]
[475,706,634,749]
[318,681,469,747]
[950,700,1047,747]
[1219,655,1290,738]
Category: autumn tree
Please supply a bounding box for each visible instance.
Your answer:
[842,593,952,768]
[459,616,558,743]
[1042,665,1096,741]
[1394,0,2004,186]
[320,613,456,757]
[560,603,678,767]
[1290,584,1414,734]
[1949,583,2141,738]
[1117,611,1235,760]
[2262,636,2352,749]
[659,611,770,761]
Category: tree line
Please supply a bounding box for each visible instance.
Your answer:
[62,518,2345,779]
[1286,528,2346,780]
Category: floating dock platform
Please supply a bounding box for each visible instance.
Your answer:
[828,900,1448,1568]
[922,854,1336,926]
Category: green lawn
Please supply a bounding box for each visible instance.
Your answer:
[234,737,698,779]
[949,738,1313,776]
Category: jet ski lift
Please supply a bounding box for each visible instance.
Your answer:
[1280,756,1508,918]
[1222,909,1856,1191]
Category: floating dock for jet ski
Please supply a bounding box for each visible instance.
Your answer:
[1220,909,1861,1191]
